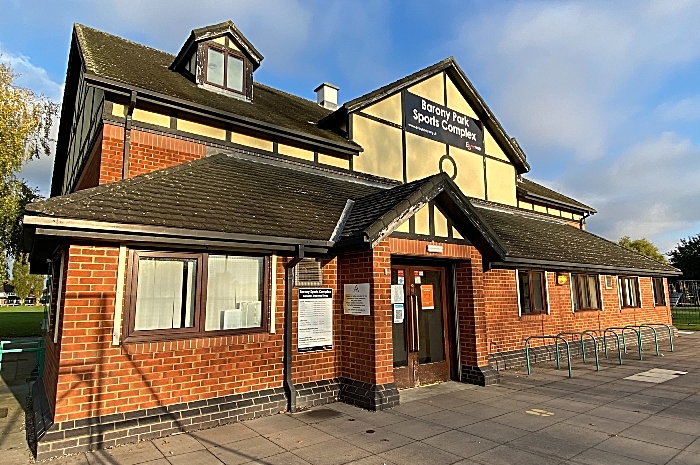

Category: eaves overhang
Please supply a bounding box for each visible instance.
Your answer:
[85,73,362,156]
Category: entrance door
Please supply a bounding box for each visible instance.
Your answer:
[391,265,450,389]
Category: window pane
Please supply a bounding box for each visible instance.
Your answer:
[579,276,590,308]
[226,55,244,92]
[532,272,544,311]
[571,275,580,311]
[205,255,264,331]
[207,48,225,86]
[518,271,531,314]
[135,257,196,330]
[587,275,599,309]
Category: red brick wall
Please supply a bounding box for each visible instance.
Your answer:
[290,257,341,384]
[52,244,285,424]
[484,270,672,354]
[42,254,68,415]
[338,242,394,385]
[98,125,206,186]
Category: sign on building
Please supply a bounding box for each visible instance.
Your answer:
[343,283,370,315]
[403,90,484,154]
[298,288,333,352]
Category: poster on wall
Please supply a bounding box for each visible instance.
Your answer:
[403,90,484,154]
[298,288,333,352]
[343,283,370,315]
[393,304,405,324]
[421,285,435,310]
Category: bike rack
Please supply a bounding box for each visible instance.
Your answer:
[525,335,572,378]
[602,328,624,365]
[606,327,643,360]
[0,339,45,378]
[556,331,600,371]
[627,324,660,356]
[640,323,674,352]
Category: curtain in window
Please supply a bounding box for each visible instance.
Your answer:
[134,258,196,330]
[205,255,263,331]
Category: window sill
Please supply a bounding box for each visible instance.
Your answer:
[123,327,269,345]
[122,331,271,353]
[574,309,601,314]
[520,313,546,320]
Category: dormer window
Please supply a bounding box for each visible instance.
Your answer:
[205,45,244,94]
[170,21,264,102]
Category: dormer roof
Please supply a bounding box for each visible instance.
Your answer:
[170,20,264,72]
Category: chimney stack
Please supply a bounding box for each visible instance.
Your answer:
[314,82,339,110]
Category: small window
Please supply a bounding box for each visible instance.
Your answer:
[518,270,547,315]
[571,274,601,311]
[652,277,666,307]
[126,251,267,342]
[204,44,245,94]
[618,276,641,308]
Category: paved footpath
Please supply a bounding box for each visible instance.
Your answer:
[3,331,700,464]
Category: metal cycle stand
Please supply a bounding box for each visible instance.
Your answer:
[602,328,623,365]
[641,323,674,352]
[525,335,572,378]
[633,324,660,356]
[606,326,642,360]
[0,339,45,379]
[556,331,600,371]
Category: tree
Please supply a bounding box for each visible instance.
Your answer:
[669,234,700,280]
[12,254,31,301]
[618,236,667,264]
[0,61,57,265]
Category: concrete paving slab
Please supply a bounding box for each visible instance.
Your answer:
[594,435,681,464]
[569,447,657,465]
[263,425,334,450]
[166,449,223,465]
[563,412,636,435]
[420,408,483,429]
[666,450,700,465]
[190,423,259,448]
[245,414,306,435]
[309,416,374,439]
[344,456,398,465]
[618,424,698,450]
[585,404,651,424]
[87,440,164,464]
[342,428,412,454]
[292,437,371,465]
[458,419,531,444]
[468,444,562,465]
[378,441,461,465]
[243,451,313,465]
[382,417,450,441]
[154,433,205,457]
[209,437,285,465]
[421,430,498,458]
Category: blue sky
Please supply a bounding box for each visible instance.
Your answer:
[3,0,700,254]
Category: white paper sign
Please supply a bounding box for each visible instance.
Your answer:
[391,284,404,304]
[393,304,405,324]
[298,288,333,352]
[343,283,370,315]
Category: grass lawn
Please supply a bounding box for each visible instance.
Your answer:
[0,305,44,338]
[672,306,700,331]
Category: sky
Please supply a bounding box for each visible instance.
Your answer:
[2,0,700,254]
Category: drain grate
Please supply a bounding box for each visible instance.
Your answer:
[298,408,343,421]
[0,408,8,418]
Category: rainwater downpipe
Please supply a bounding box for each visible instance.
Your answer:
[122,91,137,179]
[579,212,592,230]
[284,245,304,412]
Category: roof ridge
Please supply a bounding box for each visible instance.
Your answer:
[75,23,175,59]
[255,82,327,110]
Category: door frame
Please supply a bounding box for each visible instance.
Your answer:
[390,260,454,388]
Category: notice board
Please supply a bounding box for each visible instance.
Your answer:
[298,288,333,352]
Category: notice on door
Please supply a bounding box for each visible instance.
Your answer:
[391,284,404,304]
[343,283,370,315]
[393,304,405,324]
[298,288,333,352]
[421,284,435,310]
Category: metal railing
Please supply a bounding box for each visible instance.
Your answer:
[0,339,45,379]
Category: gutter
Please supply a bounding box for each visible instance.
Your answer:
[488,257,681,277]
[284,245,304,412]
[83,73,362,156]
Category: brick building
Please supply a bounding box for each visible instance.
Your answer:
[24,21,679,459]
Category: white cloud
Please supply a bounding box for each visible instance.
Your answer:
[0,44,63,101]
[655,97,700,122]
[454,0,700,161]
[567,132,700,252]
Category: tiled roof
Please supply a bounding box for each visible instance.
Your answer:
[74,24,356,149]
[470,199,677,274]
[517,178,596,213]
